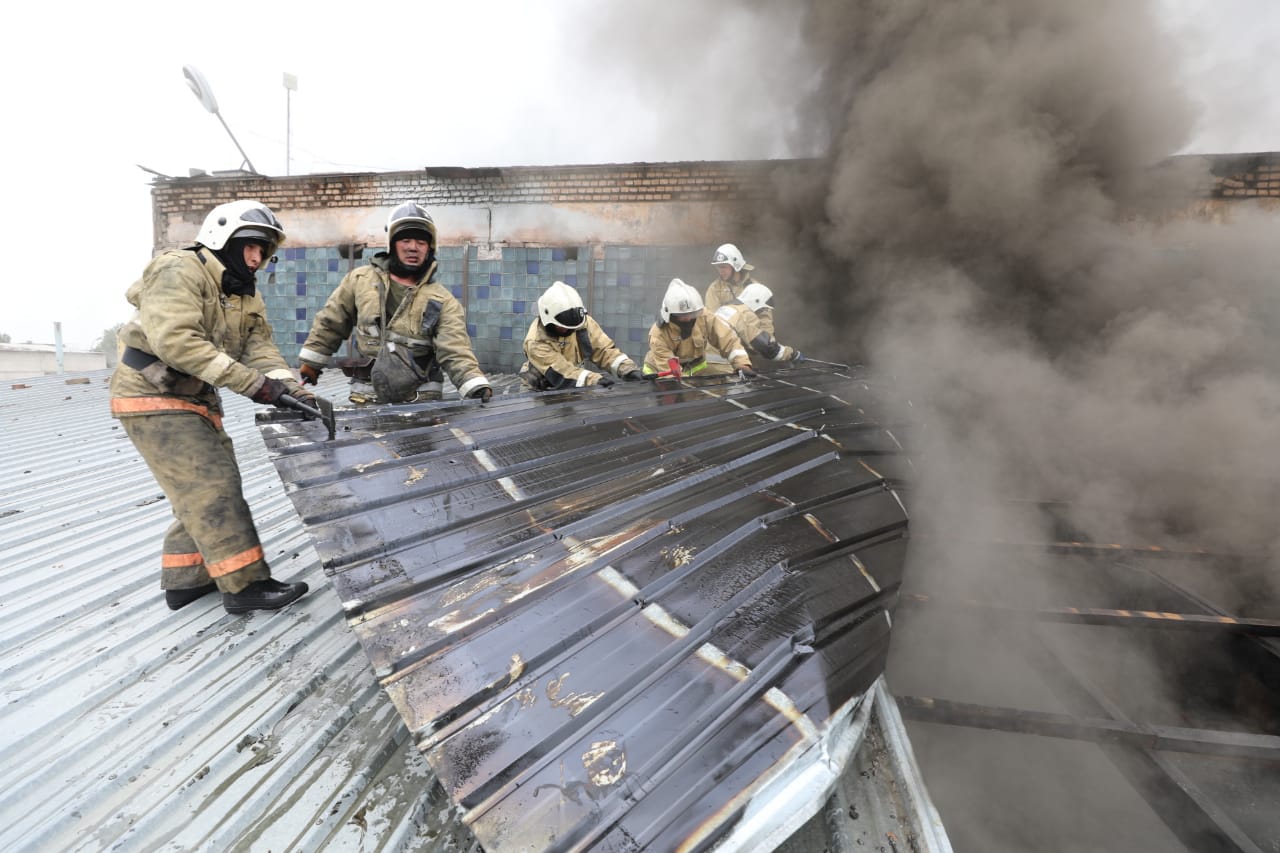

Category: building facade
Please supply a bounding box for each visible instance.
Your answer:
[148,155,1280,371]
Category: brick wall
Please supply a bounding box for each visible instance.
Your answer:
[151,160,798,249]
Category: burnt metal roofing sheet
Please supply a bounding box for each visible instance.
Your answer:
[261,366,916,851]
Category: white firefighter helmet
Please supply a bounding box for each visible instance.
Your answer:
[738,282,774,313]
[196,200,285,253]
[386,202,438,247]
[538,281,588,330]
[710,243,753,272]
[661,278,704,323]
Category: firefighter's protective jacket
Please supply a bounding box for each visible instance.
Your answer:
[298,254,489,399]
[705,273,774,335]
[714,303,796,362]
[109,247,299,419]
[643,311,751,375]
[520,315,637,389]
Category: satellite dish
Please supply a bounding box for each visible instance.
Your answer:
[182,65,219,114]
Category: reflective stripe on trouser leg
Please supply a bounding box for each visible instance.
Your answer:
[120,412,271,595]
[160,518,211,589]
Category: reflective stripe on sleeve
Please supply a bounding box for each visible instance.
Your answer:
[195,352,236,386]
[608,353,628,372]
[457,376,489,398]
[298,347,332,366]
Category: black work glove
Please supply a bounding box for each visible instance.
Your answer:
[596,374,615,388]
[292,387,319,415]
[623,369,645,382]
[468,385,493,402]
[736,367,759,380]
[299,363,322,385]
[791,351,806,363]
[251,377,290,405]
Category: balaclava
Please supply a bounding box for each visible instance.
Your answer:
[388,227,435,280]
[214,236,268,297]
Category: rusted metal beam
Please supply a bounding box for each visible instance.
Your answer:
[1132,563,1280,665]
[908,533,1252,562]
[902,594,1280,637]
[895,695,1280,762]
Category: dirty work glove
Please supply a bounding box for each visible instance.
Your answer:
[623,369,645,382]
[595,373,615,388]
[791,351,806,363]
[299,363,322,385]
[468,385,493,402]
[251,377,290,406]
[291,385,318,412]
[736,367,759,380]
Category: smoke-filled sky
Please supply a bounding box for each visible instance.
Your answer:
[0,0,1275,349]
[768,0,1280,562]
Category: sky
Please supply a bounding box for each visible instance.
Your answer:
[1,0,1276,349]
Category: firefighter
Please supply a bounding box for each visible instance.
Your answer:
[704,243,772,334]
[643,279,757,379]
[520,281,645,390]
[110,200,312,614]
[296,202,492,405]
[714,283,805,366]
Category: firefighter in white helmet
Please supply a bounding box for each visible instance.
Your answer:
[110,200,312,614]
[297,202,492,404]
[520,281,644,390]
[705,243,773,334]
[643,279,757,379]
[714,283,805,366]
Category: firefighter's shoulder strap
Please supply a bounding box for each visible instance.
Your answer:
[576,327,593,364]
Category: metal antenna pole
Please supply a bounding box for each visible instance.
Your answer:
[214,110,257,174]
[283,72,298,177]
[183,65,259,175]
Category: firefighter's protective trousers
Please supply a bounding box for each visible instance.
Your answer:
[120,412,270,595]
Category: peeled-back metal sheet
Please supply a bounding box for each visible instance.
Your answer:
[259,367,910,852]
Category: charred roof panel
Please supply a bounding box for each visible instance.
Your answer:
[261,367,912,851]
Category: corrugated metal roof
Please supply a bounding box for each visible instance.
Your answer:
[0,366,950,853]
[260,366,945,852]
[0,370,475,852]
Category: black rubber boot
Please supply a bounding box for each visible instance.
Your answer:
[165,582,219,611]
[223,578,309,614]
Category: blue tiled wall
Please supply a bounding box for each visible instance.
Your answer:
[258,245,356,365]
[259,244,707,374]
